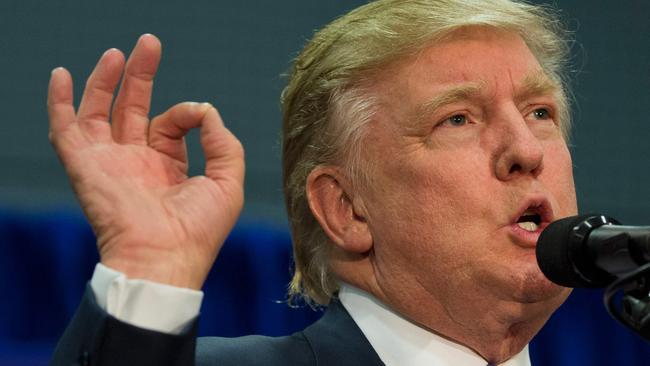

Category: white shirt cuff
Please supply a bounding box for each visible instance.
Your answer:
[90,263,204,335]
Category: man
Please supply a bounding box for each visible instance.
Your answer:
[48,0,577,365]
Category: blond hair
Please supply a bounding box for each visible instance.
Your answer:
[281,0,572,305]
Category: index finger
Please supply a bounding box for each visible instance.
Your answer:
[200,107,245,186]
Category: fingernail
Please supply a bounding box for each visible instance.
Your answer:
[103,48,119,57]
[51,67,63,76]
[139,33,157,42]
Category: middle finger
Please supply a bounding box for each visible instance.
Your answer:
[111,34,162,145]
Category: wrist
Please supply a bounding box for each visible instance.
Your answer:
[101,252,209,290]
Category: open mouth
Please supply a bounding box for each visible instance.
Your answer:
[516,211,542,232]
[513,199,552,233]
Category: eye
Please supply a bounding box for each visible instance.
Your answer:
[442,114,468,127]
[529,108,552,121]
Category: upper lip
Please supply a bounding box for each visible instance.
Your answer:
[511,195,554,228]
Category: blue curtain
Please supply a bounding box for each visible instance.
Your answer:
[1,209,649,365]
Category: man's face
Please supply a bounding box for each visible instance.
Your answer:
[360,28,578,328]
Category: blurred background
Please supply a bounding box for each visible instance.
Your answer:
[0,0,648,364]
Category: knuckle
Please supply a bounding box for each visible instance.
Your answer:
[123,103,150,118]
[112,103,150,122]
[127,68,156,82]
[232,139,245,157]
[82,112,109,123]
[48,131,57,144]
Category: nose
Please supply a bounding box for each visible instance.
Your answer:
[492,109,544,181]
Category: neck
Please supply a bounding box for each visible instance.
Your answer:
[337,275,557,363]
[332,252,566,364]
[369,280,559,363]
[339,284,534,366]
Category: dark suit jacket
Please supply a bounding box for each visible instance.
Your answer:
[50,285,385,365]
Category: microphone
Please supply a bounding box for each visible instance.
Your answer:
[536,214,650,288]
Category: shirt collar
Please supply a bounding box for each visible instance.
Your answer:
[338,284,531,366]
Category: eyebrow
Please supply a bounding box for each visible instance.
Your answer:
[420,83,484,115]
[514,71,561,104]
[406,82,483,131]
[406,71,560,131]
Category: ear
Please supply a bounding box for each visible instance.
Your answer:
[306,166,372,254]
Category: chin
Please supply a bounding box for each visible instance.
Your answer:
[509,264,571,304]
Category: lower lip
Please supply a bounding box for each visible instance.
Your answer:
[508,223,544,247]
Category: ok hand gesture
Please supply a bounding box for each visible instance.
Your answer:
[47,34,244,290]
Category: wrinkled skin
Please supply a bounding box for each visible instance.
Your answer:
[47,35,244,290]
[326,28,578,363]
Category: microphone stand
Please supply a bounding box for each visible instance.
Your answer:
[604,262,650,341]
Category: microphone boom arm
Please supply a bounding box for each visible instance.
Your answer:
[604,262,650,342]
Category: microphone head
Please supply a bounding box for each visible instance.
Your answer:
[536,214,618,288]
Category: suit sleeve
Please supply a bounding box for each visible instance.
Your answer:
[50,284,198,366]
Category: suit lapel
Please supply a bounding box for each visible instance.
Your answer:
[303,299,385,366]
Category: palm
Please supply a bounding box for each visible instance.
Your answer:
[47,35,244,289]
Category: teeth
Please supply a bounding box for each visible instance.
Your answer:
[517,221,539,232]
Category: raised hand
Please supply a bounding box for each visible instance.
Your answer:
[47,34,244,290]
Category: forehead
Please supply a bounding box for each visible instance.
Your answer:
[372,27,549,112]
[408,27,538,82]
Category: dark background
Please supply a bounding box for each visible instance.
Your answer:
[0,0,648,364]
[0,0,648,224]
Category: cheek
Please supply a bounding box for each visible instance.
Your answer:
[378,154,488,218]
[366,150,493,258]
[542,143,577,214]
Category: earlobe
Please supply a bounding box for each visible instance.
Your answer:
[306,167,373,254]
